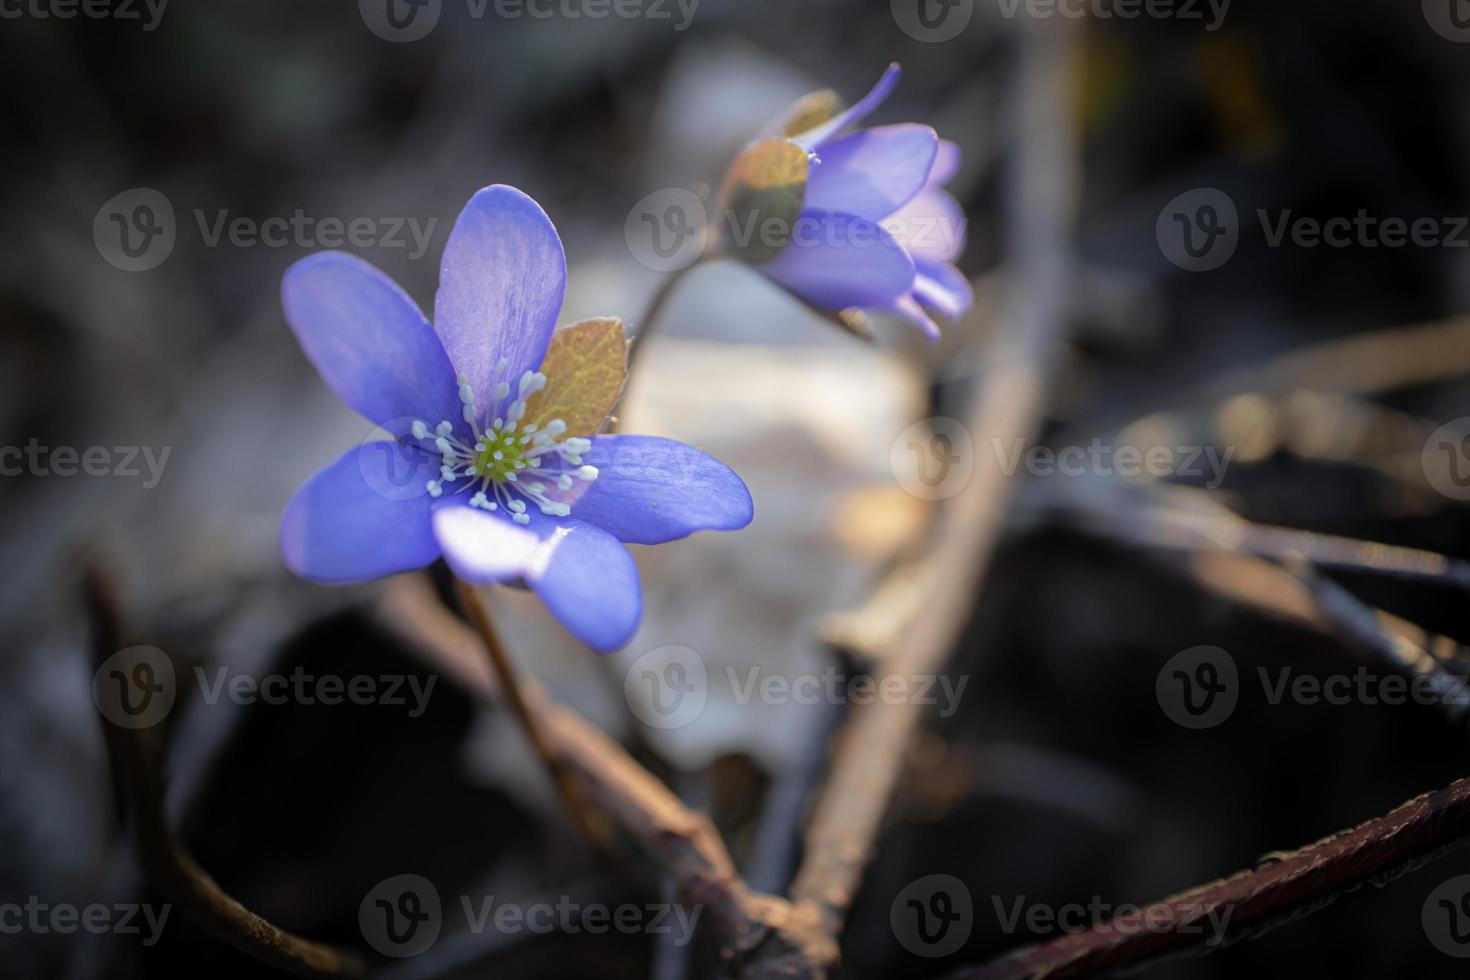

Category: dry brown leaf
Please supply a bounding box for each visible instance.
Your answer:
[524,317,628,437]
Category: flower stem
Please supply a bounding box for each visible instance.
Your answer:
[452,577,609,847]
[624,255,709,382]
[84,561,364,978]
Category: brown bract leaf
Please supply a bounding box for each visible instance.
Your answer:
[719,138,809,265]
[524,317,628,437]
[779,88,840,139]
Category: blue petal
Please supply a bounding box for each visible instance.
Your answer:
[526,518,642,653]
[433,185,567,408]
[758,209,915,311]
[803,124,938,221]
[930,139,962,187]
[432,502,642,652]
[913,259,973,318]
[885,187,966,264]
[564,436,753,545]
[794,63,902,149]
[431,497,545,582]
[281,444,442,582]
[281,252,460,435]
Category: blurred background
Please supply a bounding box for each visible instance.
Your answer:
[2,0,1468,977]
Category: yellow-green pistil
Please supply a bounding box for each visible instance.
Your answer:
[407,360,598,524]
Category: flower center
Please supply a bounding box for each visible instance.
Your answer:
[402,357,597,525]
[473,423,530,484]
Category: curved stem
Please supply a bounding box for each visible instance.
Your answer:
[83,563,364,978]
[623,256,708,383]
[452,577,610,848]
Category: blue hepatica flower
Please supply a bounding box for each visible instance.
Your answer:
[280,185,753,652]
[721,63,971,340]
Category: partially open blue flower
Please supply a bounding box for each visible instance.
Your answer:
[722,63,971,340]
[280,185,753,652]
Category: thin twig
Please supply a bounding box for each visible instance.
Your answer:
[82,562,365,979]
[373,577,821,974]
[1042,481,1470,591]
[452,578,613,848]
[1046,496,1470,728]
[781,19,1083,971]
[960,777,1470,979]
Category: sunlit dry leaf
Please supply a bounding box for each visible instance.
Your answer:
[778,88,840,139]
[719,138,809,264]
[525,317,627,436]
